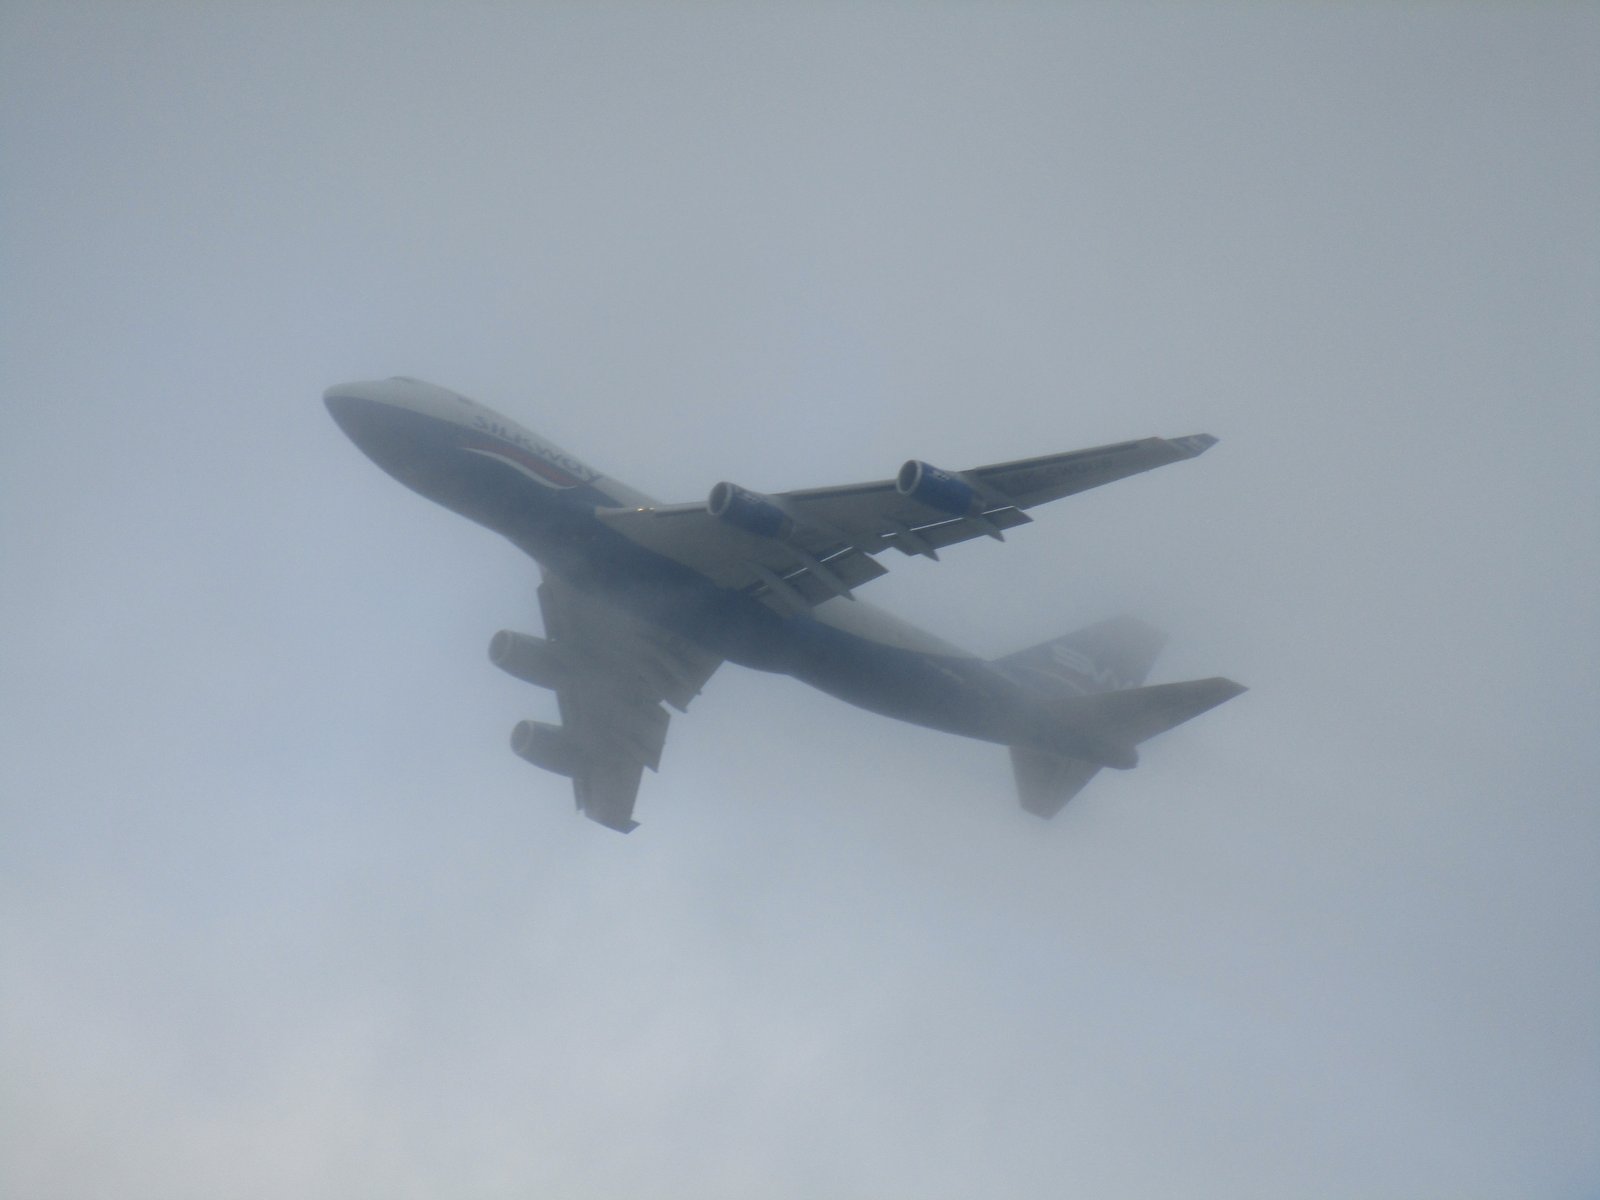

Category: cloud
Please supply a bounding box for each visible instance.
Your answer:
[2,4,1597,1197]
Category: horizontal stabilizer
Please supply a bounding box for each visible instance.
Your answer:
[1014,676,1245,817]
[1011,747,1102,819]
[1054,677,1247,748]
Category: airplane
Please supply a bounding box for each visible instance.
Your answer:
[326,376,1244,832]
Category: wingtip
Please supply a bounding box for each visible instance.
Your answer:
[585,812,641,834]
[1170,433,1218,456]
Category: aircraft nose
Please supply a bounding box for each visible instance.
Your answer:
[324,381,368,413]
[325,377,468,456]
[325,382,406,463]
[324,381,384,436]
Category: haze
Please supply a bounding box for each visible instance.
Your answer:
[3,4,1596,1197]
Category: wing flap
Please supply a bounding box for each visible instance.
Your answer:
[596,506,888,613]
[889,505,1033,555]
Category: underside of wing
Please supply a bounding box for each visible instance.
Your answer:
[570,748,647,834]
[493,569,722,832]
[595,433,1217,614]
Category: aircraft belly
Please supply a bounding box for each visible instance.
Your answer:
[788,622,1021,744]
[498,494,1020,732]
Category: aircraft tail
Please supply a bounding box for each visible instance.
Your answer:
[1010,676,1246,818]
[994,618,1244,818]
[993,615,1167,697]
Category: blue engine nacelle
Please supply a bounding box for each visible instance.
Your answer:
[708,481,794,540]
[896,460,979,517]
[489,630,567,690]
[511,720,580,777]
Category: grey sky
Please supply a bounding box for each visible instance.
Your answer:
[3,3,1597,1197]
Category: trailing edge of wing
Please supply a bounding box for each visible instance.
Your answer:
[595,505,889,615]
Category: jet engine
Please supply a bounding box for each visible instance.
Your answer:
[511,720,580,777]
[896,460,980,517]
[489,630,567,690]
[708,481,794,540]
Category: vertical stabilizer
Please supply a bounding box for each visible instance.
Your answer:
[994,615,1167,697]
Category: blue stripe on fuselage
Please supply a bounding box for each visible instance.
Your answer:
[345,399,1031,746]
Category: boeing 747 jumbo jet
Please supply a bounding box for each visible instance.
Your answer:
[327,377,1244,832]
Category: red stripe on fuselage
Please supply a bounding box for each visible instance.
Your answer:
[462,437,585,488]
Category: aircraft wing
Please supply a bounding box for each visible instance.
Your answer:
[533,570,721,831]
[596,434,1217,614]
